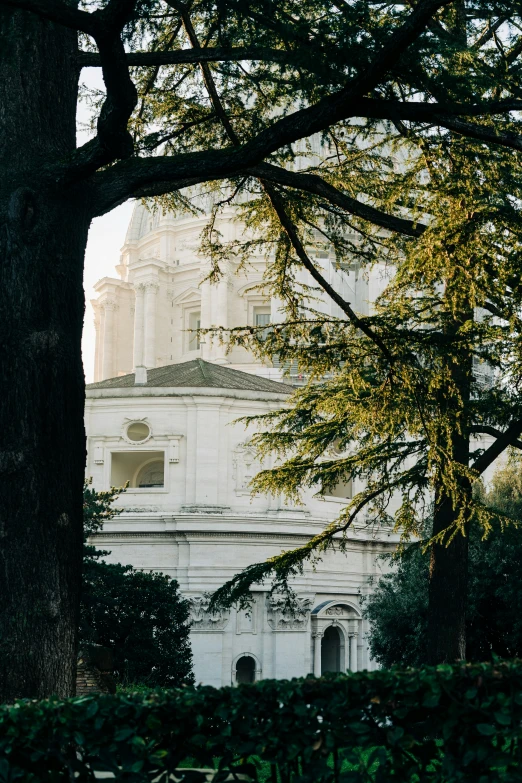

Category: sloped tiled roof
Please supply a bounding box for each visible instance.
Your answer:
[87,359,293,394]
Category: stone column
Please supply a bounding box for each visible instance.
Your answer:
[313,631,323,677]
[350,634,358,673]
[143,281,159,368]
[101,300,116,380]
[133,283,145,369]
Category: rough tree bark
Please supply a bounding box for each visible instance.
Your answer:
[427,475,471,663]
[0,10,88,699]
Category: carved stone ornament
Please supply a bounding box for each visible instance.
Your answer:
[232,445,262,496]
[266,595,312,631]
[121,417,152,445]
[188,593,230,631]
[325,605,351,617]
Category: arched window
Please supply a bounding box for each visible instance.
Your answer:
[136,460,164,488]
[235,655,256,684]
[321,626,342,674]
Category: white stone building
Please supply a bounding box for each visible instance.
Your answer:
[86,203,398,686]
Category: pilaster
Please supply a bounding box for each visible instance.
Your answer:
[143,281,159,368]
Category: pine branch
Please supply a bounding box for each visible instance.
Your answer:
[429,116,522,152]
[155,13,396,366]
[61,0,452,193]
[263,184,395,365]
[89,91,522,215]
[77,46,315,69]
[209,484,386,610]
[170,3,241,146]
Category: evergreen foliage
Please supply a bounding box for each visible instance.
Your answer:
[364,455,522,666]
[191,12,522,661]
[81,483,194,687]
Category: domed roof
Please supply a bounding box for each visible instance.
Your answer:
[86,359,294,395]
[124,190,235,245]
[124,203,159,243]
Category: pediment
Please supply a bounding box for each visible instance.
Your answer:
[173,286,201,305]
[236,281,268,298]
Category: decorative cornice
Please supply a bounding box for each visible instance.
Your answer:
[180,505,231,515]
[91,531,179,539]
[180,531,313,542]
[91,530,313,543]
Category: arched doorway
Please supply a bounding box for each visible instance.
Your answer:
[235,655,256,684]
[321,626,342,674]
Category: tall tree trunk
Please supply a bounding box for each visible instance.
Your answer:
[426,298,473,664]
[0,10,89,699]
[426,473,471,663]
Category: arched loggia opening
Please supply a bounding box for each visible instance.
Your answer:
[321,626,342,674]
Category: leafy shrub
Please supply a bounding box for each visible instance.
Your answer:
[2,661,522,782]
[81,481,194,687]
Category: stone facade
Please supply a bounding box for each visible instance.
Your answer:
[85,360,398,686]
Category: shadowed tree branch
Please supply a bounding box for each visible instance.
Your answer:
[57,0,454,189]
[248,162,427,237]
[470,425,522,451]
[91,90,522,215]
[0,0,97,33]
[472,420,522,475]
[157,3,396,365]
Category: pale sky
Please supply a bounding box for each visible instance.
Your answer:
[82,202,134,383]
[80,68,134,383]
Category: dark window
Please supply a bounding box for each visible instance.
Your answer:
[236,655,256,684]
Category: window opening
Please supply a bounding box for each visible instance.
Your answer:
[188,311,201,351]
[126,422,150,443]
[253,307,271,341]
[323,477,353,500]
[111,451,165,488]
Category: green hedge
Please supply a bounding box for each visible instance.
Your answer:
[2,662,522,782]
